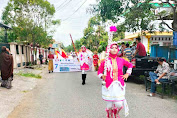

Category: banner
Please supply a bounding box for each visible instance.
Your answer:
[53,58,81,72]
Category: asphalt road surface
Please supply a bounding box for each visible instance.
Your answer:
[8,71,177,118]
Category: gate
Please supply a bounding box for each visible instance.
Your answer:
[151,45,177,62]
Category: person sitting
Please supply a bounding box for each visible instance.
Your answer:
[131,42,136,54]
[118,42,126,57]
[133,37,146,58]
[148,57,170,97]
[123,43,133,62]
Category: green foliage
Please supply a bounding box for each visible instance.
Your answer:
[52,20,61,25]
[0,29,4,42]
[92,0,177,32]
[1,0,60,47]
[92,0,125,22]
[75,40,82,52]
[98,40,107,53]
[123,0,156,32]
[64,45,74,52]
[64,16,110,53]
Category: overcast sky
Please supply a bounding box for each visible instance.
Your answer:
[0,0,97,46]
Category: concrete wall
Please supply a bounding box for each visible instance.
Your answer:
[150,36,172,46]
[141,36,149,53]
[130,35,173,54]
[9,43,48,68]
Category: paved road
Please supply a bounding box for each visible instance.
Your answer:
[8,71,177,118]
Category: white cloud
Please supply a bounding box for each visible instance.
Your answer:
[0,0,8,22]
[0,0,97,47]
[51,0,97,46]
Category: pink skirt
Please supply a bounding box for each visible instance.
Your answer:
[81,63,89,70]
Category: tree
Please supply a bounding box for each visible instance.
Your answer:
[158,0,177,31]
[2,0,60,64]
[75,40,82,52]
[91,0,126,22]
[92,0,177,32]
[2,0,60,44]
[64,45,74,53]
[80,16,109,52]
[65,15,123,53]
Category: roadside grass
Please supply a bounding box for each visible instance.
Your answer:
[35,67,42,70]
[17,72,42,79]
[22,90,29,93]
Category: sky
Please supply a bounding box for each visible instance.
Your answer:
[0,0,97,46]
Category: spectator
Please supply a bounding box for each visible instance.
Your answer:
[123,43,133,61]
[118,42,126,57]
[0,46,13,89]
[131,42,136,54]
[48,51,54,73]
[93,51,99,71]
[39,52,43,66]
[148,58,170,97]
[133,38,146,58]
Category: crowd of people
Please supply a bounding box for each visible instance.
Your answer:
[118,37,147,62]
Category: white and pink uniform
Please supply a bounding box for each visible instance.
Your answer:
[78,45,91,85]
[98,43,133,117]
[78,52,90,71]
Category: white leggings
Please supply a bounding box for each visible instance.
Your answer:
[82,70,86,74]
[107,101,123,109]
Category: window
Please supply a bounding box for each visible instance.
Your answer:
[163,42,171,46]
[22,46,24,54]
[16,45,19,54]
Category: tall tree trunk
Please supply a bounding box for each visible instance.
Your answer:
[172,8,177,31]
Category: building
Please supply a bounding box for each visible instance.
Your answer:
[52,41,63,49]
[124,31,173,53]
[122,1,174,53]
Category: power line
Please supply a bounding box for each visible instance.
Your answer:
[55,0,69,11]
[62,0,88,21]
[55,0,85,20]
[56,0,73,12]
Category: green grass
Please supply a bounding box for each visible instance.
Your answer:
[17,72,42,79]
[35,67,42,70]
[22,90,29,93]
[139,75,145,80]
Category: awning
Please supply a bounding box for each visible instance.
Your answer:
[125,31,173,39]
[0,23,12,29]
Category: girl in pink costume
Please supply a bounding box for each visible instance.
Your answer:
[98,43,133,118]
[78,45,91,85]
